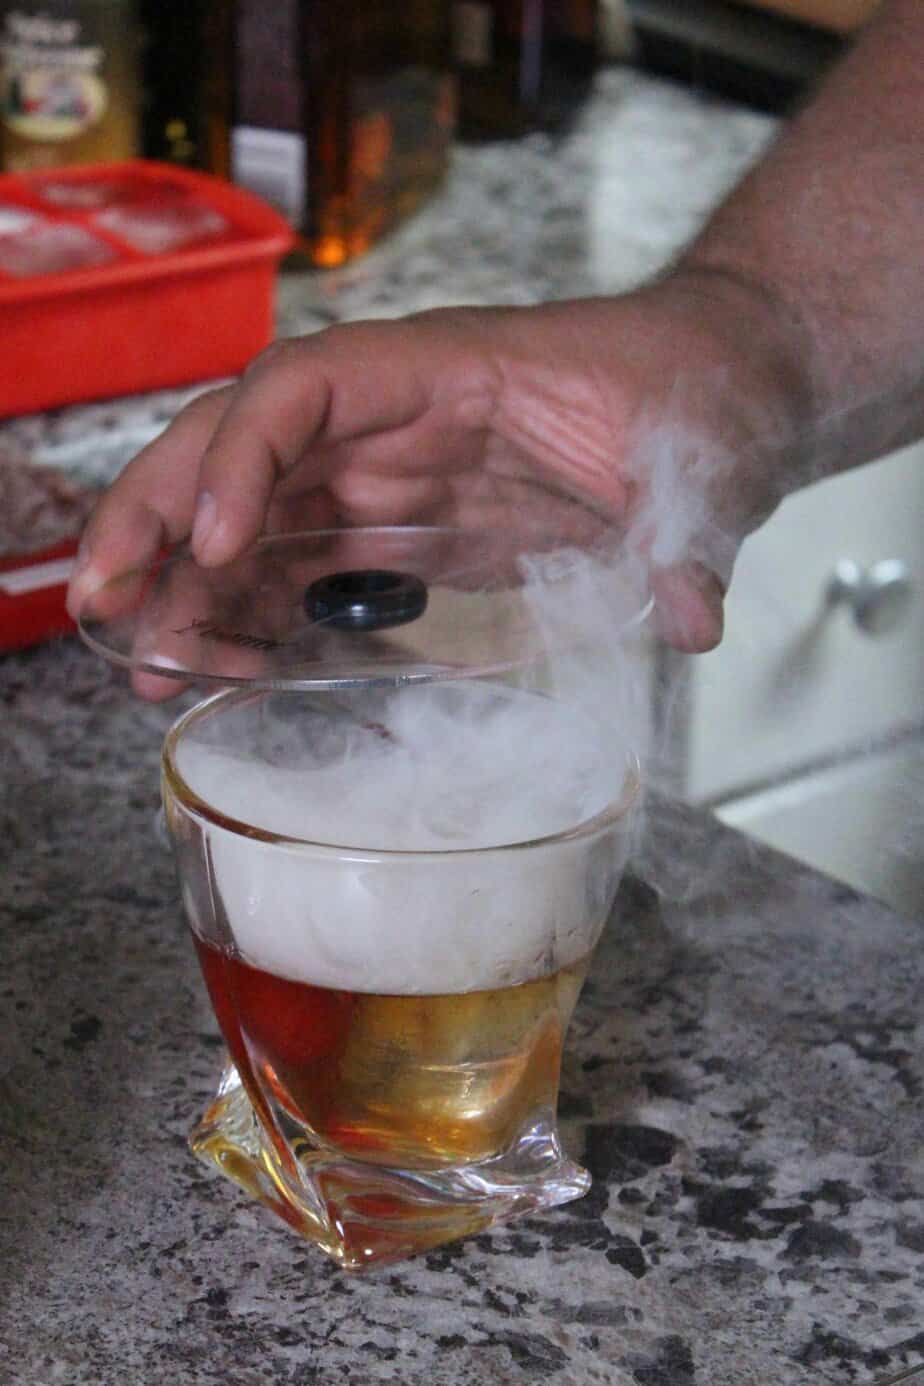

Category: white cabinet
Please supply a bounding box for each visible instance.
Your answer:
[679,439,923,919]
[719,740,924,918]
[685,441,924,804]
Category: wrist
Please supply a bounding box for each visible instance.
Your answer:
[654,261,819,448]
[578,267,822,602]
[635,265,822,522]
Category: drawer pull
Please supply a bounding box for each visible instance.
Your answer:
[826,558,913,635]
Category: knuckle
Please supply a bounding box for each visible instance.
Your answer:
[243,336,308,381]
[413,303,489,337]
[183,384,229,420]
[86,480,126,530]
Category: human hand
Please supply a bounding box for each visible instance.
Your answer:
[67,275,810,679]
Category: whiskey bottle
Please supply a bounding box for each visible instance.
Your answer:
[0,0,142,172]
[452,0,598,140]
[139,0,232,175]
[231,2,455,269]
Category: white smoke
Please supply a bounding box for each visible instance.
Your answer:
[173,678,639,994]
[179,680,632,853]
[169,421,732,995]
[617,376,924,919]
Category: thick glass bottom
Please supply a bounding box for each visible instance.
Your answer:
[191,1061,590,1271]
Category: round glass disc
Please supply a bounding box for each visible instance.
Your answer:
[77,526,655,691]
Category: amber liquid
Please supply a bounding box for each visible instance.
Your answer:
[232,2,454,268]
[453,0,598,140]
[139,0,232,174]
[195,935,587,1170]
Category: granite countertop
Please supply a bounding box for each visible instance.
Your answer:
[2,69,924,1386]
[3,642,923,1386]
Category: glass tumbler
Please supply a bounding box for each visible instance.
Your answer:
[162,680,639,1270]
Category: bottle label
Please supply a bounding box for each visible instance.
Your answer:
[232,0,304,225]
[231,125,307,226]
[0,8,108,144]
[452,2,494,69]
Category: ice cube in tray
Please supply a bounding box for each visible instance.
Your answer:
[94,196,229,254]
[35,179,130,210]
[0,204,37,236]
[0,222,116,278]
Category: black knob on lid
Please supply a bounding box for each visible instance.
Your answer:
[305,569,428,632]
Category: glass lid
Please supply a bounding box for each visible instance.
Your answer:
[77,526,652,691]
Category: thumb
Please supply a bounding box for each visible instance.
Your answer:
[650,562,726,652]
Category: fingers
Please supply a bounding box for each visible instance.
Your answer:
[66,386,232,619]
[188,328,436,567]
[651,563,726,652]
[126,544,303,702]
[68,313,499,614]
[65,302,733,680]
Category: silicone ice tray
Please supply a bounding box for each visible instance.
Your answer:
[0,160,294,418]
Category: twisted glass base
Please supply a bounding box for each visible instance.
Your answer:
[191,1062,590,1271]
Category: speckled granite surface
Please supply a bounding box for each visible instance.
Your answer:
[2,638,923,1386]
[2,66,923,1386]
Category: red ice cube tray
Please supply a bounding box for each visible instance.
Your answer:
[0,538,78,652]
[0,161,295,419]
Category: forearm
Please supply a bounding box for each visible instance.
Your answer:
[676,0,924,476]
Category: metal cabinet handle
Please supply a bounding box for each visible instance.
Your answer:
[826,558,913,636]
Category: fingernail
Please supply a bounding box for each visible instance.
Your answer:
[66,564,102,619]
[68,531,92,580]
[191,490,218,559]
